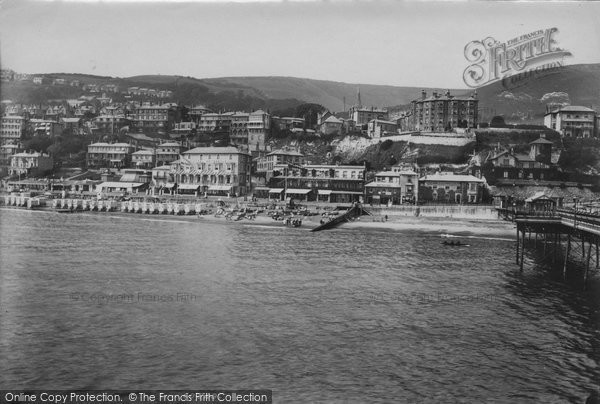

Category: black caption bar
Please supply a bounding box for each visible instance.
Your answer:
[1,391,272,404]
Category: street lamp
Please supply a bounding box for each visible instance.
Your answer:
[574,197,579,228]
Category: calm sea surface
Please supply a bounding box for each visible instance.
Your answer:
[1,208,599,403]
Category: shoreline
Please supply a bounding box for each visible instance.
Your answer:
[344,216,515,237]
[0,205,516,237]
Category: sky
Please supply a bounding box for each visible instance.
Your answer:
[1,0,599,88]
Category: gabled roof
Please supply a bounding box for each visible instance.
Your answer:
[323,116,342,124]
[529,137,553,145]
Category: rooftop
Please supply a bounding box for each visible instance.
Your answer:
[184,146,245,155]
[420,173,484,183]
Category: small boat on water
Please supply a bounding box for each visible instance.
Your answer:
[441,241,469,247]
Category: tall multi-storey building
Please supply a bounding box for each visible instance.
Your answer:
[1,115,26,145]
[229,112,250,149]
[543,106,597,138]
[247,110,270,153]
[409,90,478,132]
[167,146,252,196]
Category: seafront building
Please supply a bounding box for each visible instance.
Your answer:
[365,169,419,205]
[262,164,366,203]
[418,172,485,204]
[255,149,304,180]
[159,146,252,196]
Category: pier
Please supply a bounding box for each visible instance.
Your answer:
[311,204,371,232]
[503,207,600,286]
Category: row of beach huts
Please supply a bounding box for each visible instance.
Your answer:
[1,194,212,215]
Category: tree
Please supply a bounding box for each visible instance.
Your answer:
[490,115,506,127]
[295,103,326,129]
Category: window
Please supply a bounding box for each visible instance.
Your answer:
[504,171,509,178]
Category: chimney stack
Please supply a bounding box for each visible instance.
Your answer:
[421,90,426,100]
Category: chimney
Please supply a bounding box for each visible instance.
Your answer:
[421,90,426,100]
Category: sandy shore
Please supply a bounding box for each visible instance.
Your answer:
[1,205,515,237]
[343,216,516,237]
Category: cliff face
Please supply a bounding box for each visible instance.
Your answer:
[270,135,474,170]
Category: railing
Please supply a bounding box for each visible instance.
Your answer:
[512,207,600,234]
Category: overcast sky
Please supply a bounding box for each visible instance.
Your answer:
[1,0,599,88]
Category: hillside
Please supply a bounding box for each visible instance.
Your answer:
[476,63,600,124]
[2,63,599,118]
[201,76,468,112]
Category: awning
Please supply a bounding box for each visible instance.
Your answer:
[330,191,364,195]
[285,189,311,195]
[98,182,144,189]
[109,159,124,162]
[269,188,284,193]
[163,183,175,189]
[178,184,200,190]
[254,187,270,191]
[208,185,232,191]
[318,190,333,195]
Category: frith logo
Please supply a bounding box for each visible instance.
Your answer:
[463,28,572,88]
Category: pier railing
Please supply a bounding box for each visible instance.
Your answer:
[509,207,600,235]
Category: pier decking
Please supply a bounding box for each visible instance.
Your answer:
[501,208,600,285]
